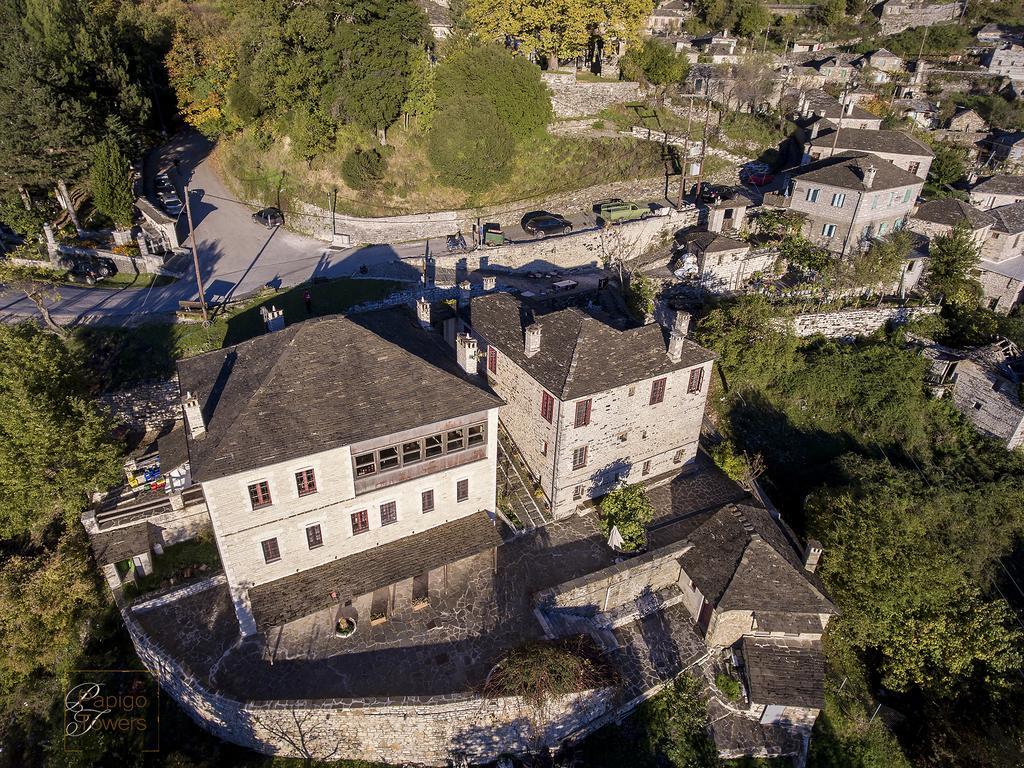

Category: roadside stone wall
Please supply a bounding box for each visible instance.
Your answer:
[98,377,182,430]
[124,604,616,765]
[786,305,940,338]
[542,72,642,118]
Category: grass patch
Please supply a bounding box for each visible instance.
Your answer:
[715,671,743,701]
[716,113,790,155]
[220,121,665,219]
[123,529,221,599]
[99,271,178,289]
[75,277,402,390]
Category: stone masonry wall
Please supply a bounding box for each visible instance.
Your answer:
[786,305,940,338]
[97,377,182,430]
[124,603,616,765]
[542,72,642,119]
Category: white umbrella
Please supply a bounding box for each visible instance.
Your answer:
[607,525,624,550]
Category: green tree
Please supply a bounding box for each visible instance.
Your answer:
[639,674,719,768]
[290,109,336,167]
[465,0,653,70]
[840,229,911,292]
[813,0,846,26]
[808,456,1024,695]
[620,40,689,104]
[433,44,552,141]
[694,0,730,28]
[626,273,656,319]
[0,192,50,240]
[427,97,515,192]
[927,222,982,307]
[340,148,388,190]
[89,140,135,229]
[734,0,770,38]
[599,482,655,551]
[927,143,967,198]
[0,323,122,540]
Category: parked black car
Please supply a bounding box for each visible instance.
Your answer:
[522,211,572,237]
[59,255,117,285]
[689,183,721,204]
[252,207,284,228]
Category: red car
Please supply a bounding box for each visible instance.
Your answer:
[744,171,775,186]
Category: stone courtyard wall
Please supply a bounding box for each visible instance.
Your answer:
[97,377,182,430]
[786,305,940,338]
[542,72,642,118]
[124,603,616,765]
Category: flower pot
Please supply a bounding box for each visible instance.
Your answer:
[334,616,357,637]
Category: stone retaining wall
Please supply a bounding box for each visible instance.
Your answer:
[542,72,642,118]
[124,605,616,765]
[787,305,940,338]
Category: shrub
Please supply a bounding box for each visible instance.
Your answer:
[340,148,389,190]
[89,140,135,229]
[626,273,656,319]
[427,97,514,192]
[599,483,654,551]
[710,440,748,485]
[485,639,615,706]
[715,672,742,701]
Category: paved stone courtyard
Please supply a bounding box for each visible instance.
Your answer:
[131,458,752,705]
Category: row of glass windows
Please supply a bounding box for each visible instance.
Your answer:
[258,481,470,564]
[354,423,486,478]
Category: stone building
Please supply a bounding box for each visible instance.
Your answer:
[908,198,995,246]
[978,202,1024,312]
[682,231,777,294]
[794,91,884,132]
[802,127,934,179]
[463,293,714,517]
[175,309,505,636]
[990,131,1024,167]
[948,107,987,133]
[766,152,923,253]
[917,337,1024,449]
[646,0,691,34]
[971,174,1024,210]
[984,44,1024,82]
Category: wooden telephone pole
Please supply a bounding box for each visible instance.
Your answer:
[183,184,209,326]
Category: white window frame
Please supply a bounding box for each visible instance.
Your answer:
[831,192,846,208]
[821,223,837,238]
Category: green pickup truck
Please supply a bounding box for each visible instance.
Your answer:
[597,200,651,224]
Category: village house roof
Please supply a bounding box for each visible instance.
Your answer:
[90,522,152,566]
[248,510,502,629]
[973,174,1024,198]
[675,503,835,615]
[685,231,750,254]
[741,637,827,709]
[990,201,1024,234]
[806,128,934,157]
[466,293,715,401]
[993,131,1024,148]
[651,0,690,17]
[786,151,922,192]
[176,309,503,482]
[912,198,995,229]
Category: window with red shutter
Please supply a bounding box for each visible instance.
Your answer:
[261,537,281,563]
[351,510,369,535]
[687,367,704,394]
[574,399,592,428]
[649,378,667,405]
[306,524,323,549]
[540,391,554,422]
[421,489,435,513]
[487,346,497,374]
[248,481,272,509]
[295,468,317,496]
[572,446,588,470]
[456,478,469,502]
[380,501,398,526]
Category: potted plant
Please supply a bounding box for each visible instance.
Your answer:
[599,483,654,555]
[334,616,357,637]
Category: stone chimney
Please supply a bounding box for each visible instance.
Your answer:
[456,333,478,375]
[863,164,877,189]
[525,323,542,357]
[809,121,820,140]
[183,391,205,439]
[482,275,497,291]
[797,92,807,117]
[260,305,285,333]
[415,297,431,328]
[667,310,690,362]
[843,100,854,116]
[457,280,472,309]
[803,539,824,573]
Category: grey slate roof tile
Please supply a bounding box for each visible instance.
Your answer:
[91,522,152,566]
[807,128,934,158]
[913,198,995,229]
[176,309,503,482]
[467,293,715,400]
[741,636,826,708]
[786,151,922,192]
[989,201,1024,234]
[248,510,502,630]
[973,174,1024,197]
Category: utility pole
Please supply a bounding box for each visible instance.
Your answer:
[694,86,713,200]
[183,184,209,326]
[828,82,851,158]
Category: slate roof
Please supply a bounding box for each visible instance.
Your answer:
[807,128,933,158]
[176,309,503,482]
[786,151,922,192]
[677,504,835,615]
[741,637,826,708]
[973,174,1024,197]
[686,231,749,254]
[754,611,826,634]
[993,131,1024,148]
[91,522,152,566]
[913,198,995,229]
[466,293,715,401]
[802,92,880,123]
[248,511,502,630]
[989,201,1024,234]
